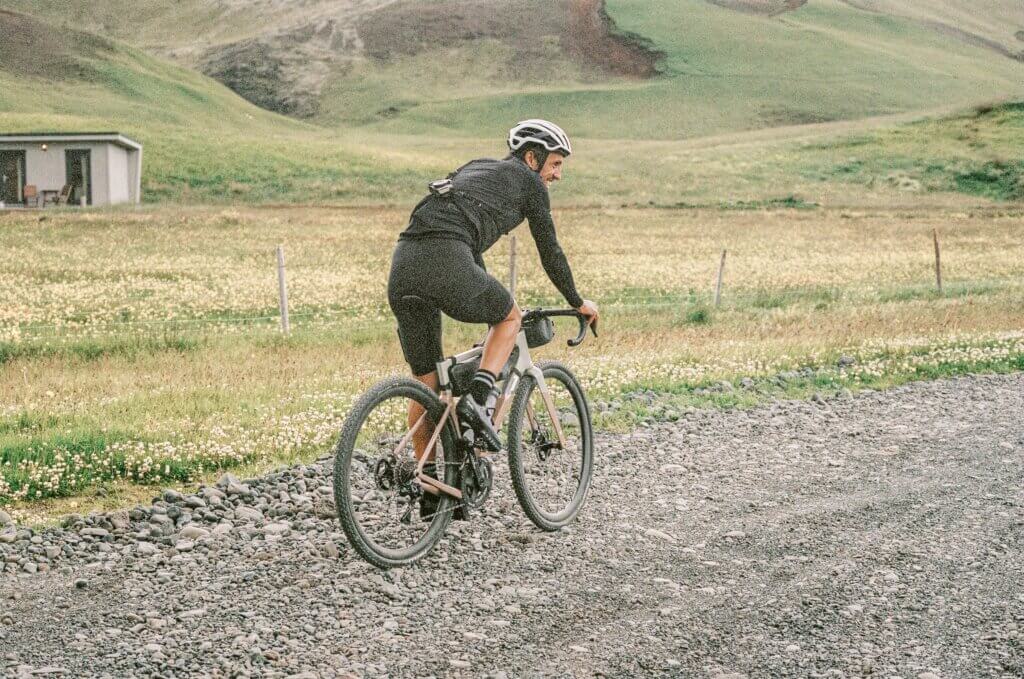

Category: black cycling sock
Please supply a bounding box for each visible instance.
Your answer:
[470,369,496,404]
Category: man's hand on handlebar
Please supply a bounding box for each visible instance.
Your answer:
[577,299,599,333]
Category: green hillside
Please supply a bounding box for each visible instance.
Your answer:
[0,10,434,203]
[346,0,1023,139]
[1,5,1021,206]
[7,0,1023,138]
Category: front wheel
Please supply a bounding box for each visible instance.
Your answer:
[506,361,594,531]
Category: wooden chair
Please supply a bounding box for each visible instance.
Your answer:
[56,183,73,206]
[23,184,39,207]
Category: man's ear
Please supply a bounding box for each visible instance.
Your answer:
[524,150,539,171]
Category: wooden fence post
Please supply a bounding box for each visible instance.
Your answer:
[509,233,517,298]
[932,228,943,294]
[714,249,727,308]
[276,245,290,334]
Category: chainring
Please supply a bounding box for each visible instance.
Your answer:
[461,456,494,509]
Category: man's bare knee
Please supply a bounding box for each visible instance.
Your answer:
[503,303,522,329]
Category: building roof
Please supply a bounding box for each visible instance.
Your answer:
[0,132,142,151]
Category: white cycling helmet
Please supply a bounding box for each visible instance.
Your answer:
[507,119,572,157]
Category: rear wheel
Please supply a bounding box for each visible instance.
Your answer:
[333,376,460,568]
[506,361,593,531]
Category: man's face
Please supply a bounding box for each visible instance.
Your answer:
[530,151,565,186]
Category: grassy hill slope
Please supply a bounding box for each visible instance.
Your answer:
[353,0,1023,139]
[1,7,1021,206]
[0,10,434,203]
[837,0,1024,58]
[7,1,1023,139]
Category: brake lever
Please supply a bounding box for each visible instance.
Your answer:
[567,312,597,347]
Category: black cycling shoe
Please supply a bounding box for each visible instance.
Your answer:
[455,391,501,452]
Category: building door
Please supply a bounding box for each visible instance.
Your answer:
[65,149,92,206]
[0,150,26,205]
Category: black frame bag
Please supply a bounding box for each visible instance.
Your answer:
[522,315,555,348]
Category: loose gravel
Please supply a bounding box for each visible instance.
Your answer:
[1,373,1022,678]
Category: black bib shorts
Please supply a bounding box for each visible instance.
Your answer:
[388,237,515,376]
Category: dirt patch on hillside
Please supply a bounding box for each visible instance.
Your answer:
[0,10,114,82]
[195,0,663,117]
[705,0,807,17]
[356,0,564,59]
[357,0,662,78]
[201,19,360,118]
[564,0,664,78]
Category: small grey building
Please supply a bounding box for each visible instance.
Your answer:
[0,132,142,207]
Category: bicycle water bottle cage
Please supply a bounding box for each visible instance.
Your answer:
[523,315,555,348]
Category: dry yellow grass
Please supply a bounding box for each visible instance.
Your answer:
[4,205,1023,335]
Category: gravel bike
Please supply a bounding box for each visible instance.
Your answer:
[333,303,596,568]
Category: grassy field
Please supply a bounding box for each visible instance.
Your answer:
[2,204,1023,519]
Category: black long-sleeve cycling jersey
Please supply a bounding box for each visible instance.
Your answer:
[399,155,584,309]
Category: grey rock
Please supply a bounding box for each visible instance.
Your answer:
[178,526,210,540]
[234,506,263,523]
[80,527,109,539]
[0,510,11,526]
[262,522,290,535]
[137,543,159,557]
[108,511,130,531]
[183,496,207,509]
[645,528,675,542]
[212,522,233,535]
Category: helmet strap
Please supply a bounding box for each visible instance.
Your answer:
[526,147,549,173]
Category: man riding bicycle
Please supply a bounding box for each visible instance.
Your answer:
[388,119,599,464]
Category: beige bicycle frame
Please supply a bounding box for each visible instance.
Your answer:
[402,329,567,500]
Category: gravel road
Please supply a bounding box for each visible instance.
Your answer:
[2,373,1022,678]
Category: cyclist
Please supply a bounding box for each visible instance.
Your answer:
[388,119,599,467]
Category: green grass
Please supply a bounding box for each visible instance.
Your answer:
[683,305,713,325]
[0,335,205,365]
